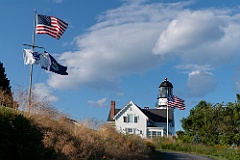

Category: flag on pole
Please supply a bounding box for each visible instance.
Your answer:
[23,49,68,75]
[42,52,68,75]
[23,49,49,68]
[36,14,68,39]
[23,49,41,65]
[167,89,174,102]
[167,95,186,110]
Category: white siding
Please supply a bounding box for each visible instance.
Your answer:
[114,102,148,138]
[113,101,176,138]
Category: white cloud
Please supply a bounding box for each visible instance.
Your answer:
[87,97,108,108]
[176,64,216,97]
[153,10,225,55]
[32,83,58,102]
[52,0,63,3]
[46,1,240,98]
[175,64,214,73]
[187,70,216,97]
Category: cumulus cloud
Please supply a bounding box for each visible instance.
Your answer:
[46,1,240,97]
[176,64,217,97]
[47,1,188,89]
[153,10,225,55]
[87,97,108,108]
[187,70,216,97]
[32,83,59,102]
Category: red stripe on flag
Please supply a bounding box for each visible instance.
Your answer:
[36,14,68,39]
[167,96,186,110]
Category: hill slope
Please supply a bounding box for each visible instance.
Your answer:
[0,107,151,160]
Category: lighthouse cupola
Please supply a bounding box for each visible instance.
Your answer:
[156,78,173,109]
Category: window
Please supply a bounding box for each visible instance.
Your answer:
[124,114,136,123]
[152,131,156,136]
[157,132,162,136]
[148,131,162,137]
[134,116,138,123]
[127,114,133,123]
[123,116,128,123]
[160,87,167,98]
[126,128,133,133]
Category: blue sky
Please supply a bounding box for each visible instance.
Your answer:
[1,0,240,131]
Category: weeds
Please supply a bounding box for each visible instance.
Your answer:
[152,136,240,160]
[0,106,152,160]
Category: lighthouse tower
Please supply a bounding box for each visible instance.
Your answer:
[156,78,173,109]
[156,78,175,136]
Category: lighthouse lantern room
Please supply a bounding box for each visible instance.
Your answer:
[156,78,173,109]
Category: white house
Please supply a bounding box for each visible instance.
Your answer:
[107,78,176,138]
[107,100,174,138]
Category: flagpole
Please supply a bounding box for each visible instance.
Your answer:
[28,9,37,113]
[167,101,169,137]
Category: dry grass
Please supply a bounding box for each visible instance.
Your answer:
[32,116,151,160]
[5,88,153,159]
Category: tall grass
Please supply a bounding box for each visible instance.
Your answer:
[1,89,154,159]
[152,136,240,160]
[0,106,152,160]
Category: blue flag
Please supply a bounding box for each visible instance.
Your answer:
[43,52,68,75]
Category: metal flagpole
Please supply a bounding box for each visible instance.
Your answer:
[28,9,37,113]
[167,101,169,137]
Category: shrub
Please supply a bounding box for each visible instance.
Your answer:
[0,107,56,160]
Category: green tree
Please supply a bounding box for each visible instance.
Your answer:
[219,99,240,146]
[181,101,224,145]
[180,95,240,146]
[0,62,14,108]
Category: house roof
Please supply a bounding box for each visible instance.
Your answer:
[141,108,173,123]
[107,109,121,121]
[107,101,173,123]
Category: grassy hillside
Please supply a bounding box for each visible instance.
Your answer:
[0,106,153,160]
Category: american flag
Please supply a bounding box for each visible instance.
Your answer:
[36,14,68,39]
[167,95,186,110]
[167,92,174,102]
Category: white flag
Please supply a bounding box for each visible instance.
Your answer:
[23,49,50,69]
[23,49,41,65]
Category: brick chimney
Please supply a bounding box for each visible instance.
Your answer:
[110,101,115,119]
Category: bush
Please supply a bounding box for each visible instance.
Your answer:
[0,107,56,160]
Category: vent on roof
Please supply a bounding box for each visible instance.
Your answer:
[144,106,149,109]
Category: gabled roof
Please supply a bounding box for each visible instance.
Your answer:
[107,101,173,123]
[112,101,148,120]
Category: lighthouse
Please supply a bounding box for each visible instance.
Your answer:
[156,78,174,109]
[156,78,175,136]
